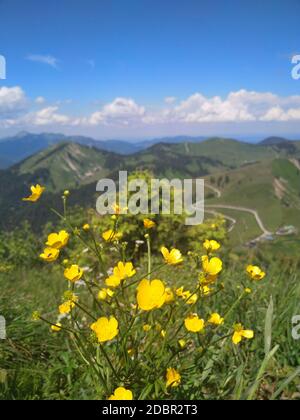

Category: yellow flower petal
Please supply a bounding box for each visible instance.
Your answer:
[102,230,123,242]
[161,246,183,265]
[46,230,69,249]
[143,218,156,229]
[166,368,181,388]
[246,265,266,281]
[202,256,223,276]
[137,279,166,311]
[184,314,205,332]
[64,265,83,282]
[208,313,224,326]
[90,316,119,343]
[40,247,60,262]
[22,184,45,202]
[51,323,62,332]
[203,239,221,253]
[108,387,133,400]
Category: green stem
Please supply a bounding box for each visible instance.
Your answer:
[146,235,151,280]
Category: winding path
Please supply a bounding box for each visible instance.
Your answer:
[203,183,272,240]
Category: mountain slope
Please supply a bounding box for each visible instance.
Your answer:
[10,142,125,191]
[0,142,124,230]
[259,136,289,145]
[131,138,280,171]
[0,132,65,168]
[0,132,208,169]
[0,132,140,168]
[205,157,300,234]
[1,137,300,232]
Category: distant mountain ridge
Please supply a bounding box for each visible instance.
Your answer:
[0,131,299,169]
[259,136,290,145]
[1,137,300,231]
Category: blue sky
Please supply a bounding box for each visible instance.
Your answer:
[0,0,300,140]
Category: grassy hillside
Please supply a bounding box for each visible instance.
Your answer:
[164,138,279,168]
[16,142,122,191]
[205,158,300,235]
[1,138,300,237]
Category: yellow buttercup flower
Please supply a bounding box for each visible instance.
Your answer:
[40,247,60,262]
[51,323,62,332]
[203,239,221,253]
[59,294,78,314]
[232,323,254,345]
[199,271,218,286]
[176,286,184,297]
[83,224,90,231]
[108,387,133,400]
[90,316,119,343]
[143,324,152,332]
[178,339,186,349]
[202,255,223,276]
[98,288,114,301]
[184,314,205,333]
[245,287,252,294]
[246,265,266,281]
[102,229,123,242]
[200,285,211,296]
[64,265,83,282]
[143,218,156,229]
[137,279,166,311]
[46,230,69,249]
[59,301,75,314]
[182,290,198,305]
[160,329,166,338]
[208,313,224,326]
[161,246,183,265]
[112,204,128,215]
[166,368,181,388]
[31,311,40,321]
[22,184,45,202]
[105,261,136,288]
[165,287,175,303]
[127,348,134,356]
[176,287,197,304]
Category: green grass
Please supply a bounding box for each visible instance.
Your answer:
[1,251,300,400]
[220,209,261,246]
[205,159,300,233]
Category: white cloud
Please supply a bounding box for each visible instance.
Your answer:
[164,96,177,104]
[88,97,145,125]
[0,86,27,114]
[26,54,59,69]
[27,106,71,126]
[35,96,46,105]
[260,106,300,122]
[159,89,300,124]
[1,88,300,133]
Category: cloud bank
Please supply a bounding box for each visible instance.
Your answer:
[1,86,300,137]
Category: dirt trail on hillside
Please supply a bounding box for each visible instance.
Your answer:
[203,183,272,240]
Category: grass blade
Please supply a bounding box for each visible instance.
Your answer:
[264,296,273,356]
[247,345,279,400]
[270,366,300,400]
